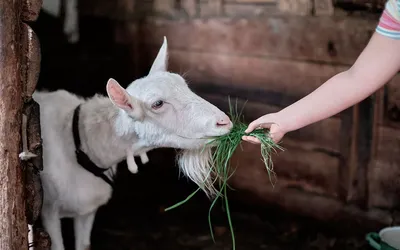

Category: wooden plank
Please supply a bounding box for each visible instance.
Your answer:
[278,0,312,15]
[154,0,176,15]
[181,0,197,17]
[226,0,277,2]
[138,16,377,65]
[313,0,334,16]
[0,0,29,248]
[350,96,375,208]
[230,184,391,231]
[138,48,349,100]
[383,74,400,127]
[337,106,357,202]
[199,0,223,17]
[229,141,340,197]
[334,0,386,11]
[368,125,400,209]
[224,2,276,16]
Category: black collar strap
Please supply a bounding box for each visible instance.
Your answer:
[72,104,114,188]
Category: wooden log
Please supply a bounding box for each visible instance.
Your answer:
[25,163,43,224]
[23,100,43,224]
[26,100,43,171]
[278,0,312,15]
[137,16,376,65]
[21,0,43,22]
[21,23,41,102]
[0,0,28,249]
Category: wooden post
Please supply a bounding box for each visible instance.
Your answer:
[0,0,28,249]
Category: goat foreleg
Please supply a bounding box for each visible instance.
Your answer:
[64,0,79,43]
[139,152,149,164]
[41,204,64,250]
[126,148,138,174]
[126,148,150,174]
[74,211,96,250]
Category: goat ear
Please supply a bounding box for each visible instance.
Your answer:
[106,78,134,111]
[149,36,168,75]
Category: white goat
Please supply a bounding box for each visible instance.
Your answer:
[32,37,232,250]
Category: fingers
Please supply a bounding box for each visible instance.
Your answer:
[245,120,274,134]
[241,136,261,144]
[244,119,261,133]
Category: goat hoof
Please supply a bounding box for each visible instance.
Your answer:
[140,153,149,164]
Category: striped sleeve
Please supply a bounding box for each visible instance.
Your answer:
[376,0,400,39]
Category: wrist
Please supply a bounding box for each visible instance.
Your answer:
[274,110,293,134]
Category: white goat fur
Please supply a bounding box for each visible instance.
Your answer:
[32,37,232,250]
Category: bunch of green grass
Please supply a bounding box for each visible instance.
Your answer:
[165,99,284,250]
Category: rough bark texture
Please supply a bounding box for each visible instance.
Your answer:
[21,0,42,21]
[21,23,41,102]
[33,228,51,250]
[0,0,28,249]
[26,101,43,171]
[24,101,43,224]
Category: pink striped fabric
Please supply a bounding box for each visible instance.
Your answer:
[376,0,400,39]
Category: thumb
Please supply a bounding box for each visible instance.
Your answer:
[245,117,273,133]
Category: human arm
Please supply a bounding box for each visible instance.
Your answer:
[243,32,400,143]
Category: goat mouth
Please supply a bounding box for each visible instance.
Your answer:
[175,134,211,140]
[174,134,221,141]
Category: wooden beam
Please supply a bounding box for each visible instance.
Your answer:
[0,0,28,249]
[353,96,375,208]
[139,48,348,100]
[337,106,357,202]
[278,0,312,15]
[138,16,377,65]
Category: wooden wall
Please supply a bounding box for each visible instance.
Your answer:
[77,0,400,228]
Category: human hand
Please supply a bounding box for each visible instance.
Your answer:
[242,113,286,144]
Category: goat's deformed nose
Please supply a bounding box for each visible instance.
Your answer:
[216,115,232,127]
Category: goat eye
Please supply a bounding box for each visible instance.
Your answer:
[151,100,164,109]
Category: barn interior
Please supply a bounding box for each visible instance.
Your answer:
[26,0,400,249]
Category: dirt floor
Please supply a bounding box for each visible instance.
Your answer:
[87,201,372,250]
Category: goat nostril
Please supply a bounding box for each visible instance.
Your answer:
[216,117,231,127]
